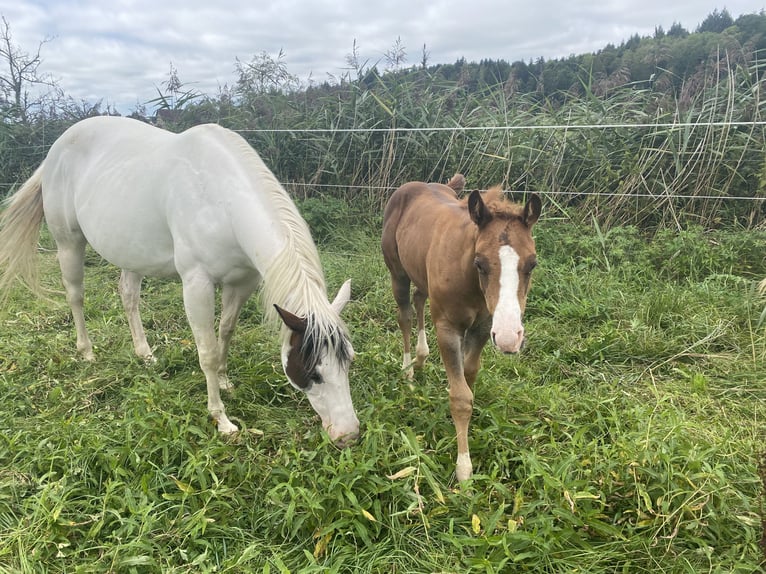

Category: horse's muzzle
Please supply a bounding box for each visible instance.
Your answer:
[492,330,526,354]
[332,428,360,448]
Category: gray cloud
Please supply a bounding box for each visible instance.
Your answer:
[3,0,764,113]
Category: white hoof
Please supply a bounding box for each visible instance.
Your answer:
[215,415,239,434]
[456,453,473,482]
[402,353,414,379]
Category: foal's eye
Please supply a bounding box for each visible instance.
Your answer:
[524,257,538,275]
[474,257,489,275]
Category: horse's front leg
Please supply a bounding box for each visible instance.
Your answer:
[119,270,154,361]
[463,318,491,388]
[217,281,258,391]
[181,271,237,434]
[434,316,473,482]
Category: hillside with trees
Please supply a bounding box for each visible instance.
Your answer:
[2,9,766,228]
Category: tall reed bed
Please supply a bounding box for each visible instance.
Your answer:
[232,62,766,229]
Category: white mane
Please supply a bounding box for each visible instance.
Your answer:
[214,128,346,338]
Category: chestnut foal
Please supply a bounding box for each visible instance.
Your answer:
[382,175,540,480]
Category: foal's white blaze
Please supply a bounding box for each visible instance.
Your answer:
[491,245,525,353]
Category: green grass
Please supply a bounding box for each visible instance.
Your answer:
[0,221,764,573]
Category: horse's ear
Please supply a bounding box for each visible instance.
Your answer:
[274,305,307,333]
[331,279,351,314]
[468,190,491,228]
[523,193,541,228]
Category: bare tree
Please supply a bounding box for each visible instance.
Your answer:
[0,15,56,123]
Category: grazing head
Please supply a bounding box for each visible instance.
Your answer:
[274,280,360,446]
[468,188,541,354]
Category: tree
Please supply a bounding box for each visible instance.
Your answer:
[667,22,689,38]
[697,8,734,34]
[0,15,57,123]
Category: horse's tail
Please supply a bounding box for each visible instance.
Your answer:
[0,165,46,304]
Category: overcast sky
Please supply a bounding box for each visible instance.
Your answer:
[3,1,765,114]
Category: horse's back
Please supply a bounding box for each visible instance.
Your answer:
[40,117,254,278]
[382,180,471,289]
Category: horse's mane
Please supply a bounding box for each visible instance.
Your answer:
[463,185,527,220]
[211,128,349,348]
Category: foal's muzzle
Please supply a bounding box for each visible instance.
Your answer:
[491,328,526,354]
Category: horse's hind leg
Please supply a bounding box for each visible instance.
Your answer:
[56,239,94,361]
[413,288,429,369]
[391,274,415,378]
[216,280,258,391]
[119,270,154,361]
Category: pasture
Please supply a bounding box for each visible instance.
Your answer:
[0,217,764,573]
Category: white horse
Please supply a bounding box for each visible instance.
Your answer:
[0,116,360,445]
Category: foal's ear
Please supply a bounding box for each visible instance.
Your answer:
[523,193,542,228]
[331,279,352,314]
[274,305,307,333]
[468,190,491,228]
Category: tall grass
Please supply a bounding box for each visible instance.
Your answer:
[223,60,766,229]
[0,220,764,572]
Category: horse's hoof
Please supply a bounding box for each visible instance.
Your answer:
[215,417,239,434]
[456,453,473,482]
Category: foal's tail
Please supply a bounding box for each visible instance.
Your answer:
[446,173,466,192]
[0,165,46,304]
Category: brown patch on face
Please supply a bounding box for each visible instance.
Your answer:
[275,304,315,390]
[284,329,314,390]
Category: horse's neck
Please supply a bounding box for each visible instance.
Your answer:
[219,142,330,324]
[258,214,329,328]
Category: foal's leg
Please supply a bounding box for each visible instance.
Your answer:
[118,270,154,361]
[216,281,258,391]
[413,288,430,369]
[57,239,94,361]
[181,271,237,434]
[391,275,415,378]
[463,318,491,389]
[433,314,474,482]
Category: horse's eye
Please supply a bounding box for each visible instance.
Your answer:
[474,257,489,275]
[526,257,538,274]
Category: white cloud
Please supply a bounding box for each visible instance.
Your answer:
[3,0,764,113]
